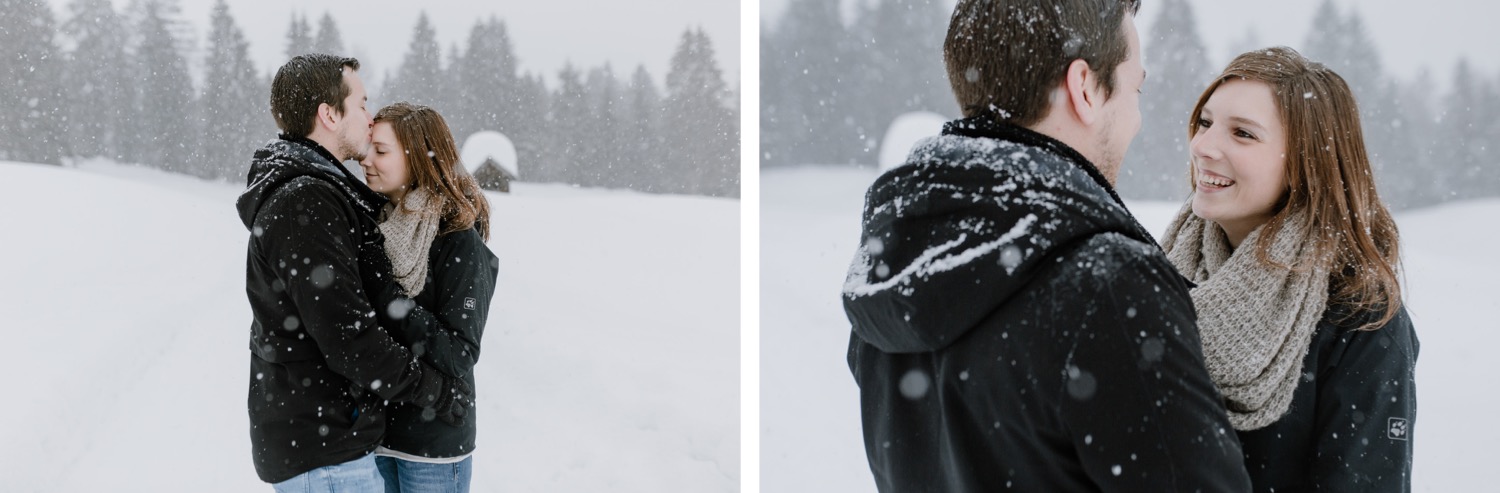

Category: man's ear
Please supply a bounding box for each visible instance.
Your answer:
[316,102,340,132]
[1063,58,1102,126]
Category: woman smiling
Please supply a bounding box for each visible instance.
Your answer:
[1162,46,1418,493]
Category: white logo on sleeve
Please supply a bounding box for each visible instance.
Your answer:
[464,297,477,310]
[1387,417,1409,441]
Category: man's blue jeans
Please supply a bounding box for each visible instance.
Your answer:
[272,453,384,493]
[375,455,473,493]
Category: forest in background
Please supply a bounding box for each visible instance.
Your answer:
[762,0,1498,209]
[0,0,741,198]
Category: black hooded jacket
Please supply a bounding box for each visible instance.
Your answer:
[236,136,452,483]
[842,119,1252,492]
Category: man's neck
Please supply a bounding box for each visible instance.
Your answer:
[305,132,345,162]
[1025,118,1115,186]
[1024,121,1085,163]
[279,133,344,168]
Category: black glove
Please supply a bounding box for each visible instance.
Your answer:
[410,362,473,427]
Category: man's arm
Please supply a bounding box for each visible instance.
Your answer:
[255,178,460,409]
[370,231,498,379]
[1057,236,1252,492]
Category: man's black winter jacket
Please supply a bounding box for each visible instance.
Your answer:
[237,136,449,483]
[842,119,1252,492]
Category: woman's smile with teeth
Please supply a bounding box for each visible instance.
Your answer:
[1201,173,1235,187]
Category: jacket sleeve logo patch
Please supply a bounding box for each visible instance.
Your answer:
[464,297,477,310]
[1387,417,1409,441]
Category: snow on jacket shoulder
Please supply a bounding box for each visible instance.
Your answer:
[842,117,1252,492]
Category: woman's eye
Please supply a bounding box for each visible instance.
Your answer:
[1235,129,1256,139]
[1197,118,1212,128]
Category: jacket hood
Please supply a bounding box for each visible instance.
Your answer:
[236,136,387,230]
[842,117,1160,353]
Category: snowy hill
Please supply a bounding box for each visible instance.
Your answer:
[0,160,739,492]
[762,166,1497,492]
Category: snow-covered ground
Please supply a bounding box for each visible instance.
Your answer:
[762,165,1496,492]
[0,160,739,492]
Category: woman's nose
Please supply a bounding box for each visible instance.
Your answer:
[1190,129,1221,162]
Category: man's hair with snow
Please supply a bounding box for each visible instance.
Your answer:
[270,54,361,137]
[944,0,1140,124]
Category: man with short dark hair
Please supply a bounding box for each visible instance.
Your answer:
[841,1,1252,491]
[236,53,470,490]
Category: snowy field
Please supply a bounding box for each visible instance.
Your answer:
[0,160,739,492]
[762,165,1496,492]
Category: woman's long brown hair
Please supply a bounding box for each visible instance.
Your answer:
[374,102,491,241]
[1187,46,1402,330]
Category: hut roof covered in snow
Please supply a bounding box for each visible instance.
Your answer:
[461,131,519,178]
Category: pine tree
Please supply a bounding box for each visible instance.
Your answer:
[1479,74,1500,201]
[1302,1,1410,208]
[1372,76,1426,210]
[1438,60,1485,202]
[199,0,263,181]
[763,0,856,168]
[584,65,623,188]
[455,17,519,140]
[663,28,737,196]
[1303,0,1345,71]
[1393,69,1439,205]
[312,12,344,56]
[759,20,786,170]
[548,63,590,185]
[0,0,68,165]
[284,12,311,59]
[509,72,549,183]
[1119,0,1210,200]
[131,0,195,172]
[625,65,662,190]
[62,0,133,161]
[442,42,463,122]
[851,0,956,164]
[387,12,445,107]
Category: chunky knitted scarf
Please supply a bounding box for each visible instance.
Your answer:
[379,188,444,296]
[1162,202,1329,430]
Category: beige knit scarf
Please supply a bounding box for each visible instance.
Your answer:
[379,187,444,297]
[1161,201,1329,431]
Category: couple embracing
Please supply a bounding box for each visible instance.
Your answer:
[843,1,1417,492]
[237,54,498,492]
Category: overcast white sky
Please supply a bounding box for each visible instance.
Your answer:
[48,0,739,90]
[760,0,1500,91]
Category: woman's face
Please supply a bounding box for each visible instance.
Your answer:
[359,122,413,201]
[1189,79,1290,247]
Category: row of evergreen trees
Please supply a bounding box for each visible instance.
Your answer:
[0,0,740,198]
[761,0,1498,209]
[761,0,956,168]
